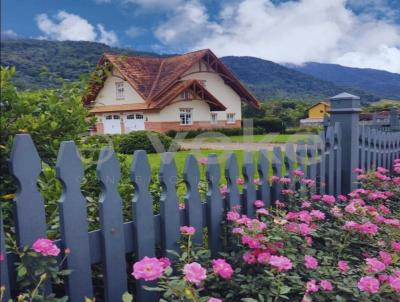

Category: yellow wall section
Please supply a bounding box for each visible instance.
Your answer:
[308,103,330,119]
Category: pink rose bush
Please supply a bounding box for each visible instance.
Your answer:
[130,161,400,301]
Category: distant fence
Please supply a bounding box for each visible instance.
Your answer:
[1,93,400,302]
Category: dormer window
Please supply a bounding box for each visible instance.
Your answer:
[116,82,125,99]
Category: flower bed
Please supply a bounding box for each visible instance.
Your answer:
[129,160,400,301]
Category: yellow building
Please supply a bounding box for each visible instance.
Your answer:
[300,101,330,127]
[308,101,330,119]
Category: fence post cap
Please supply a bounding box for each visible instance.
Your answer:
[329,92,361,113]
[329,92,360,100]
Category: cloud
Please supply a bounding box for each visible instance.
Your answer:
[125,26,146,37]
[36,11,119,46]
[155,0,221,49]
[154,0,400,73]
[1,29,18,39]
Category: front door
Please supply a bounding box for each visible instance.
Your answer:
[125,114,145,132]
[104,115,121,134]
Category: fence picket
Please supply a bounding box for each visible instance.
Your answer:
[296,141,307,176]
[97,147,127,301]
[0,203,10,301]
[242,152,256,217]
[257,150,271,207]
[183,154,203,245]
[206,154,223,257]
[325,126,335,195]
[284,143,296,189]
[131,150,156,302]
[316,132,326,194]
[334,123,342,194]
[306,139,317,186]
[56,141,93,301]
[271,147,282,202]
[159,152,180,257]
[10,134,47,247]
[225,153,241,210]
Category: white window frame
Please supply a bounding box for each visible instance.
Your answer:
[180,108,193,125]
[226,113,236,124]
[210,113,218,124]
[115,81,125,99]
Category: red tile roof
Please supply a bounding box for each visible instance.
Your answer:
[84,49,260,109]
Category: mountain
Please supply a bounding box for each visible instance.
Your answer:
[220,56,377,102]
[288,62,400,100]
[0,39,157,90]
[1,39,379,102]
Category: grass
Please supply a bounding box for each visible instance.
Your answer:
[183,134,315,143]
[146,149,287,179]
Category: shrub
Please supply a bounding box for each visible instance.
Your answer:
[165,127,267,139]
[119,131,180,154]
[285,126,322,134]
[253,117,286,133]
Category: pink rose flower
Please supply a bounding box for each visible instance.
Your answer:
[183,262,207,285]
[257,252,271,264]
[256,208,269,215]
[212,259,233,279]
[338,195,348,202]
[304,255,319,270]
[310,210,325,220]
[236,178,244,185]
[301,201,311,208]
[0,253,4,262]
[320,280,333,291]
[391,241,400,252]
[357,276,380,293]
[268,255,293,272]
[159,257,171,269]
[338,260,349,272]
[199,157,208,165]
[322,195,335,205]
[226,211,240,221]
[32,238,60,257]
[132,257,164,281]
[254,200,265,208]
[306,279,319,293]
[379,251,392,265]
[359,222,378,236]
[311,194,321,200]
[180,226,196,236]
[293,169,304,177]
[365,258,386,273]
[389,276,400,293]
[243,251,256,264]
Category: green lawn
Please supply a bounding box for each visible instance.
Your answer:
[183,134,315,143]
[145,149,287,180]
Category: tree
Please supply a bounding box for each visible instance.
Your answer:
[0,66,94,197]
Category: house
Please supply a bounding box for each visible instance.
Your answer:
[300,101,330,127]
[84,49,260,134]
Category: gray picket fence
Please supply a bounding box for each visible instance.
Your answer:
[1,93,400,302]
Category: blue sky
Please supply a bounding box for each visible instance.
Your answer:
[2,0,400,73]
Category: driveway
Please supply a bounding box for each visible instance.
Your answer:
[179,141,285,151]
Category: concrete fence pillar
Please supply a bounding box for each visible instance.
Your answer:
[329,92,361,194]
[389,108,400,129]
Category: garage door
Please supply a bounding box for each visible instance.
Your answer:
[104,115,121,134]
[125,114,145,132]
